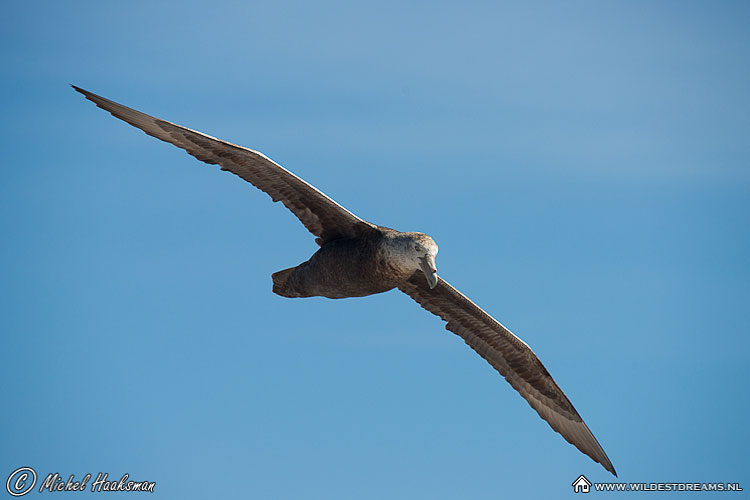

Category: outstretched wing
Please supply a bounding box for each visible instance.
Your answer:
[73,86,375,245]
[399,272,616,476]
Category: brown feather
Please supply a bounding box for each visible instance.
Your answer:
[72,86,374,245]
[399,271,617,476]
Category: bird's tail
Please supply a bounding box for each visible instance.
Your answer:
[272,267,300,297]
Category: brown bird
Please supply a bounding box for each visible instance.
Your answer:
[73,85,617,476]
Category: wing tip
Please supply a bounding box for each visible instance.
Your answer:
[72,85,102,106]
[71,84,88,96]
[603,458,617,477]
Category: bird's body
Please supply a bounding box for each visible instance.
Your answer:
[273,227,432,299]
[73,85,617,476]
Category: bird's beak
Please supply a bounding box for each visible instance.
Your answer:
[419,255,439,289]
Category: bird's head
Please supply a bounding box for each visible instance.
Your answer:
[406,232,439,289]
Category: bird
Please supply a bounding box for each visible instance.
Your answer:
[73,85,617,476]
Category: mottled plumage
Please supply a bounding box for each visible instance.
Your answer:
[74,86,616,476]
[273,228,412,298]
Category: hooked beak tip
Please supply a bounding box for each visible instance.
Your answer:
[419,256,439,289]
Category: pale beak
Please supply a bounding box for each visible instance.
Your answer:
[419,254,439,289]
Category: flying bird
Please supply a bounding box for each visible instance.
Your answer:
[73,85,616,476]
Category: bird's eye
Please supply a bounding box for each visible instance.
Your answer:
[414,245,420,251]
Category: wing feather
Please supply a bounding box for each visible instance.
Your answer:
[399,272,616,476]
[73,86,374,244]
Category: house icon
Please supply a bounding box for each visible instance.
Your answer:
[572,474,592,493]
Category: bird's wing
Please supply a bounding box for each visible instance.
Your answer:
[73,86,375,245]
[399,272,616,476]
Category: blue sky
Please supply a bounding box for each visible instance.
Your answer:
[1,1,748,498]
